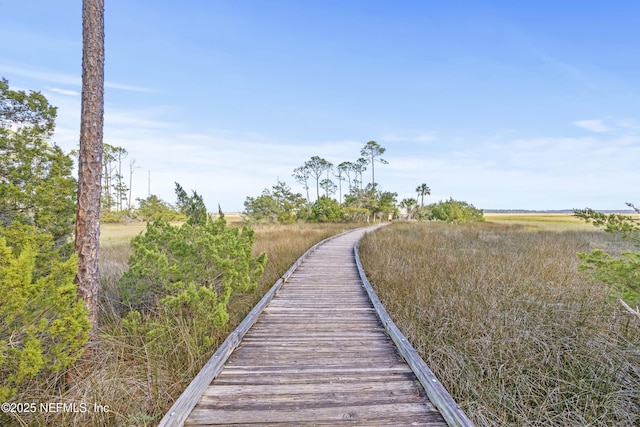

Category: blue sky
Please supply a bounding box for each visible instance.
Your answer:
[1,1,638,211]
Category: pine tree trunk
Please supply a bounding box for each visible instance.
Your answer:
[75,0,104,338]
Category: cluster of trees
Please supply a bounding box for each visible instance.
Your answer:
[0,78,89,401]
[73,142,141,222]
[246,141,399,223]
[100,143,135,212]
[244,142,485,225]
[291,141,387,205]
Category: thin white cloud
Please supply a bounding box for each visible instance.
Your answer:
[104,81,154,93]
[0,64,80,86]
[380,132,434,144]
[0,64,153,93]
[573,119,609,133]
[535,53,598,90]
[48,87,80,96]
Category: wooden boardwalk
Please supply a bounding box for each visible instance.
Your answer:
[160,226,472,426]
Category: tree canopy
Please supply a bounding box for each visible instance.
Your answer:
[360,141,388,188]
[0,78,76,247]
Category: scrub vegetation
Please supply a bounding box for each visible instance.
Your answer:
[4,221,360,426]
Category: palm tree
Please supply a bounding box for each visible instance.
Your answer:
[400,198,418,219]
[416,183,431,208]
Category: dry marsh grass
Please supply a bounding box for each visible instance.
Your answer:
[5,221,363,426]
[358,221,640,426]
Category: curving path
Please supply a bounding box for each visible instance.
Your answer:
[160,225,471,426]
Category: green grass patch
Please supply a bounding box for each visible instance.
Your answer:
[485,213,596,231]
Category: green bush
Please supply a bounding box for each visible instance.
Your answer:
[117,209,267,371]
[100,208,139,224]
[243,181,307,223]
[430,198,484,223]
[575,205,640,306]
[309,196,344,222]
[243,194,281,223]
[136,194,184,223]
[0,224,89,402]
[119,215,267,315]
[579,249,640,304]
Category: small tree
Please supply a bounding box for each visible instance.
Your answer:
[113,146,128,212]
[575,203,640,312]
[244,191,280,223]
[309,196,344,223]
[136,194,182,222]
[0,79,76,247]
[101,143,116,210]
[0,224,89,401]
[119,189,267,315]
[376,191,398,221]
[352,157,368,191]
[320,178,337,198]
[1,78,90,401]
[343,185,381,223]
[304,156,332,202]
[400,198,418,219]
[292,165,311,203]
[360,141,388,189]
[337,162,353,199]
[244,181,306,223]
[127,159,139,209]
[271,180,307,223]
[175,182,208,226]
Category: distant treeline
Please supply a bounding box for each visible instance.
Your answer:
[485,209,636,214]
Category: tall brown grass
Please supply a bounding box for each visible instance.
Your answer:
[358,221,640,426]
[8,222,362,426]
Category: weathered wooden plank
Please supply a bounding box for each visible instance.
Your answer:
[186,413,446,427]
[236,341,393,351]
[214,365,415,376]
[200,380,423,396]
[186,402,437,425]
[250,320,380,326]
[213,370,419,385]
[196,390,432,409]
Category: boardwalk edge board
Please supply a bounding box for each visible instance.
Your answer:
[157,226,373,427]
[354,240,475,427]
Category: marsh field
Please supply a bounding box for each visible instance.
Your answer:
[359,215,640,426]
[15,215,638,426]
